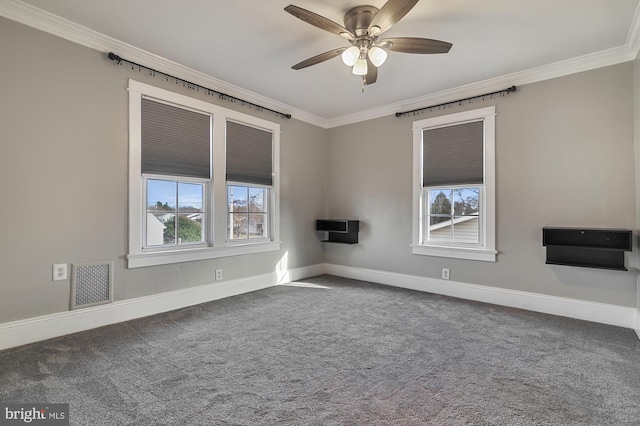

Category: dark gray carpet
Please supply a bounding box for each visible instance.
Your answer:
[1,275,639,425]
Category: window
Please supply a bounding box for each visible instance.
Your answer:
[426,188,480,244]
[127,80,280,268]
[228,185,268,240]
[140,97,210,250]
[225,120,274,242]
[146,179,205,247]
[412,106,496,262]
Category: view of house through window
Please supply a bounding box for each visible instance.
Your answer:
[146,179,205,246]
[228,185,268,240]
[426,187,480,244]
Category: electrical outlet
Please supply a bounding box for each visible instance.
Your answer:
[441,268,450,280]
[215,269,223,281]
[53,263,67,281]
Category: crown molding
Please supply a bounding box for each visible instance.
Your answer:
[2,0,639,130]
[326,44,638,128]
[0,0,328,128]
[627,0,640,59]
[326,3,640,128]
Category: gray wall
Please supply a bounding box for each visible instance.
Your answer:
[0,18,327,323]
[326,63,637,307]
[1,16,637,327]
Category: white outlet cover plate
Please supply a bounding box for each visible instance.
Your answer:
[53,263,68,281]
[442,268,450,280]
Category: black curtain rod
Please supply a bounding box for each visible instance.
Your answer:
[108,52,292,120]
[395,85,517,117]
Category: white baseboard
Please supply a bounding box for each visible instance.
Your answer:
[276,263,325,284]
[0,264,322,351]
[323,263,638,329]
[1,262,635,351]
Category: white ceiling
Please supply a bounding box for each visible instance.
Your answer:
[7,0,640,125]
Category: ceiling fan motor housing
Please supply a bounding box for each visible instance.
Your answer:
[344,5,379,37]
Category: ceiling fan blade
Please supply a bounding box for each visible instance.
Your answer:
[381,37,452,54]
[368,0,419,35]
[291,47,346,70]
[285,5,354,40]
[365,57,378,85]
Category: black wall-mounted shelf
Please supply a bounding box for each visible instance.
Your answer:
[542,227,632,271]
[316,220,359,244]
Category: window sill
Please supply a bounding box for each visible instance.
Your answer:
[412,244,497,262]
[127,241,281,268]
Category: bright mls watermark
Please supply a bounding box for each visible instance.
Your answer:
[0,404,68,425]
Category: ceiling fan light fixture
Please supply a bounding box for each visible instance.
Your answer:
[352,58,368,75]
[368,46,388,67]
[341,45,360,66]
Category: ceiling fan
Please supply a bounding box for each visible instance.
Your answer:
[284,0,452,86]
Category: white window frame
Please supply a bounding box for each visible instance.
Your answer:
[127,80,280,268]
[412,106,496,262]
[142,175,209,250]
[226,182,271,243]
[423,185,483,245]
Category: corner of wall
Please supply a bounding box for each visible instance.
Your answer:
[634,55,640,322]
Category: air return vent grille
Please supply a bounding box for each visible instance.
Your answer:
[70,261,113,309]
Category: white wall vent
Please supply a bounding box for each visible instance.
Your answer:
[70,261,114,309]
